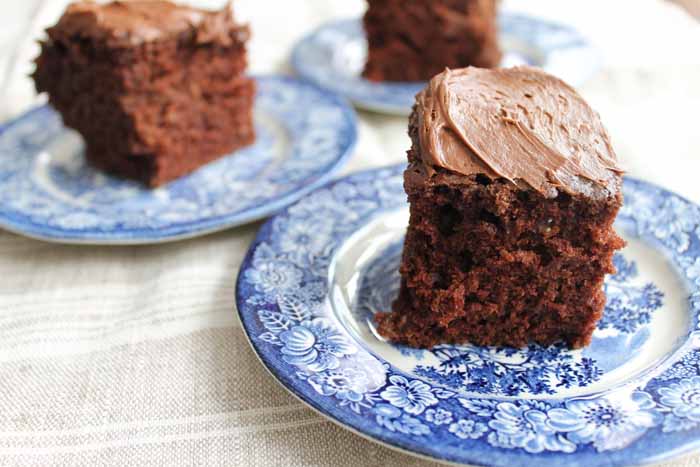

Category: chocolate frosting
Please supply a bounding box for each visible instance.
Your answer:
[416,67,624,197]
[51,1,246,47]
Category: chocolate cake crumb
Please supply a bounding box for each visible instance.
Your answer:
[362,0,501,82]
[377,67,625,349]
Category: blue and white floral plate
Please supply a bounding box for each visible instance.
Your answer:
[291,14,601,115]
[0,76,356,244]
[237,164,700,466]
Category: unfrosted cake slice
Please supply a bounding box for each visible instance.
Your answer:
[362,0,501,82]
[33,1,255,187]
[377,66,626,349]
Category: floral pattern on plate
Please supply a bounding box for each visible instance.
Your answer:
[355,242,664,397]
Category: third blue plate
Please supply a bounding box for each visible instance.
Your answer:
[292,14,601,115]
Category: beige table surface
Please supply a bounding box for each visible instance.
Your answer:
[1,1,700,466]
[672,0,700,18]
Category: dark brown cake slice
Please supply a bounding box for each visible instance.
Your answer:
[33,1,255,187]
[377,66,626,349]
[362,0,501,82]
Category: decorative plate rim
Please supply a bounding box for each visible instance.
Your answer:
[236,164,700,467]
[0,75,358,245]
[291,13,602,116]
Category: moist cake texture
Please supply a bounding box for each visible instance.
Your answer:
[376,66,626,349]
[33,1,255,187]
[362,0,501,82]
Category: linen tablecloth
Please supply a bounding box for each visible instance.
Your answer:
[1,1,700,465]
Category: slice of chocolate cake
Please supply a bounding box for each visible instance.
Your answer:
[362,0,501,82]
[33,1,255,187]
[377,66,626,349]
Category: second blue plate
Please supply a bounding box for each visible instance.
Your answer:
[0,76,357,244]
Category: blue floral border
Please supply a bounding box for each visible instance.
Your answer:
[236,164,700,467]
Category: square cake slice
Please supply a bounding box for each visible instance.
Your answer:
[362,0,501,82]
[33,1,255,187]
[377,67,626,349]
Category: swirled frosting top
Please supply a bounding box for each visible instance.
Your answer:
[50,1,245,47]
[415,66,624,197]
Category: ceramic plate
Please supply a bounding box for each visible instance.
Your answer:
[291,14,601,115]
[0,75,357,244]
[237,164,700,466]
